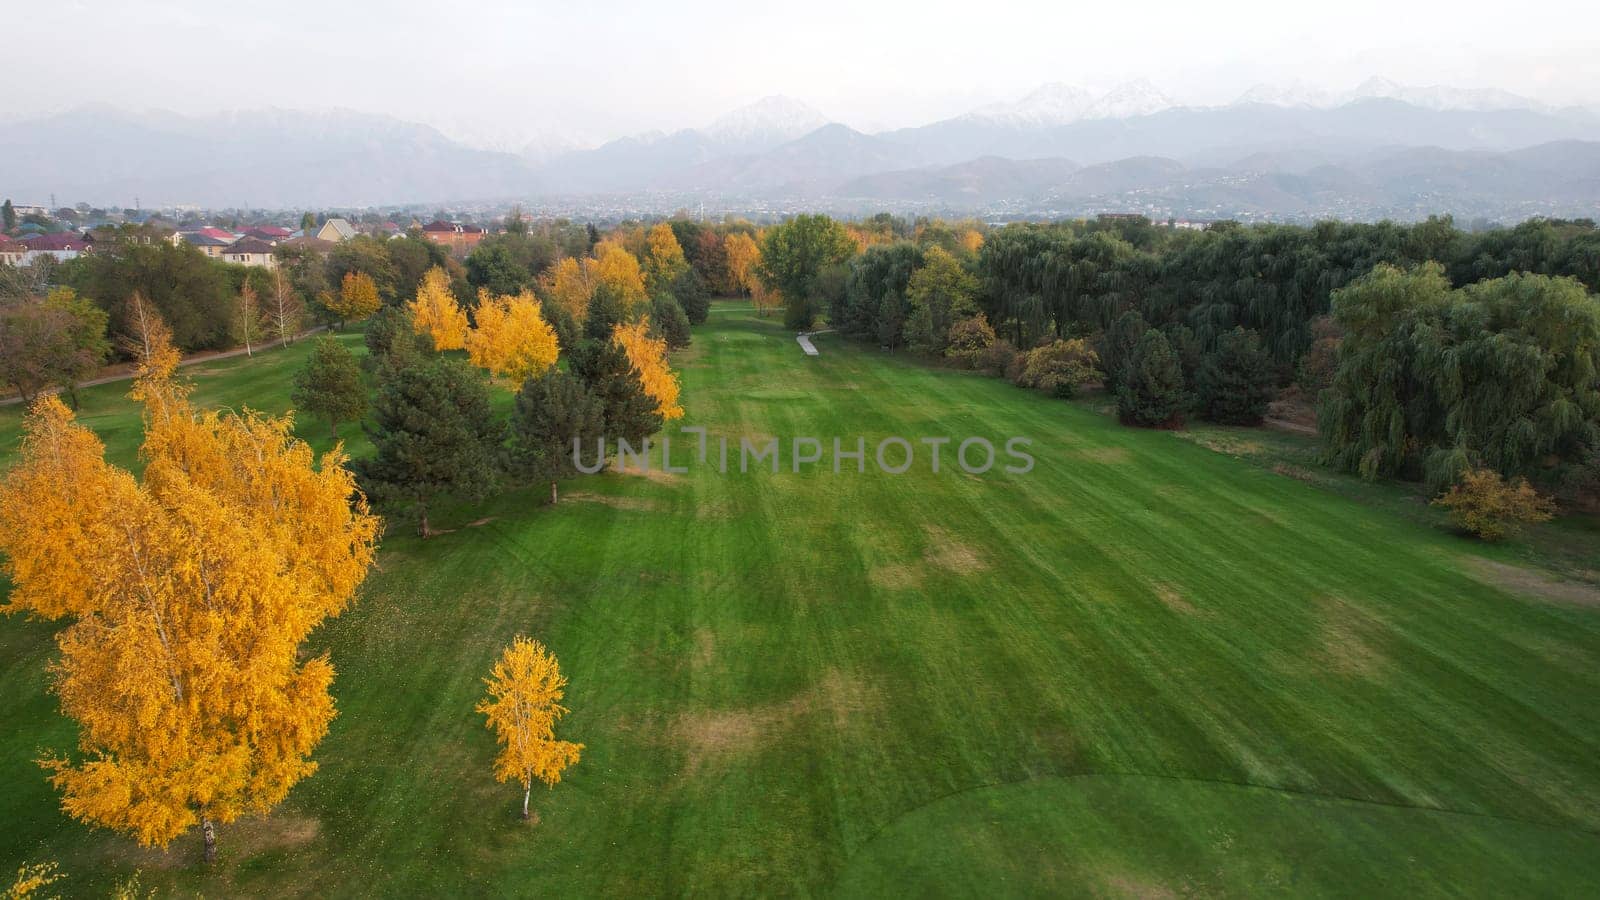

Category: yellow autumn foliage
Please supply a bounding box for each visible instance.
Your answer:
[476,636,583,820]
[466,290,561,387]
[327,271,381,322]
[644,222,688,290]
[613,318,683,420]
[407,266,468,351]
[722,232,761,297]
[590,241,648,312]
[0,321,380,853]
[538,256,594,323]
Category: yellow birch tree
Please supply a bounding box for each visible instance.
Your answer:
[538,256,594,324]
[327,271,381,326]
[0,317,380,862]
[589,241,648,312]
[476,636,583,822]
[465,290,561,387]
[722,232,761,298]
[407,266,469,351]
[613,318,683,420]
[644,223,688,293]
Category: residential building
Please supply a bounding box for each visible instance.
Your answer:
[421,220,486,255]
[222,237,278,268]
[316,218,358,242]
[20,233,91,263]
[179,232,232,258]
[243,225,293,242]
[0,237,26,266]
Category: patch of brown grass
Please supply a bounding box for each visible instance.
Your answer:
[869,563,921,590]
[670,669,879,774]
[1313,598,1386,677]
[611,465,683,484]
[691,628,716,671]
[923,525,987,574]
[1098,872,1180,899]
[1077,446,1132,464]
[1181,432,1265,457]
[566,491,658,512]
[1154,583,1199,615]
[1468,559,1600,608]
[1271,463,1320,483]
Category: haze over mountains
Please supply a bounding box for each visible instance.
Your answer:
[3,79,1598,221]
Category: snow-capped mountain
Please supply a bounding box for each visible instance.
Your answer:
[1235,81,1336,109]
[1344,77,1544,112]
[967,83,1095,127]
[702,95,831,151]
[1081,79,1178,121]
[1235,77,1550,113]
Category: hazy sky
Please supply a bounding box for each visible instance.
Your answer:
[11,0,1599,147]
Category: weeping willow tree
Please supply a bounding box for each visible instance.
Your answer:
[1319,263,1600,490]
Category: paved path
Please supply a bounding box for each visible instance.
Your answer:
[796,329,834,356]
[1,326,330,406]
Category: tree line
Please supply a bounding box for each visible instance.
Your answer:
[754,212,1600,523]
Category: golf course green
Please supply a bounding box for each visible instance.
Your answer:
[2,302,1598,897]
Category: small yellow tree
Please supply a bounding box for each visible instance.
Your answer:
[0,318,381,861]
[1433,467,1557,540]
[590,241,648,312]
[613,318,683,420]
[644,222,688,293]
[539,256,594,324]
[465,290,561,387]
[407,266,469,351]
[723,232,761,297]
[327,272,381,326]
[476,636,583,822]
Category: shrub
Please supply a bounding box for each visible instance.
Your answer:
[1433,467,1556,540]
[1016,339,1101,398]
[945,314,996,368]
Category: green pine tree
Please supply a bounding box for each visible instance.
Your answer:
[651,294,692,349]
[508,369,605,504]
[292,335,367,439]
[571,339,662,450]
[1117,329,1192,427]
[361,356,500,537]
[1198,327,1277,425]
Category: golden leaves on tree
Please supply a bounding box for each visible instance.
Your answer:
[0,317,380,850]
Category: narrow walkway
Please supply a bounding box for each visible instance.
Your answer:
[1,325,330,406]
[796,329,833,357]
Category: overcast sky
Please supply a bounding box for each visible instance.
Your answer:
[10,0,1599,148]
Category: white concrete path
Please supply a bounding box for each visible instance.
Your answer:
[795,329,833,356]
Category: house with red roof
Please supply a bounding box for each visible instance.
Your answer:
[421,220,486,256]
[20,233,91,263]
[0,237,26,266]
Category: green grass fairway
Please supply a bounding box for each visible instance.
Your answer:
[3,304,1599,896]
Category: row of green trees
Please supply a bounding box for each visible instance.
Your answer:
[757,211,1599,510]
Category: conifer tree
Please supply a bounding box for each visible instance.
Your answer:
[292,335,367,439]
[363,356,500,537]
[651,294,692,349]
[508,370,604,503]
[571,340,662,449]
[1198,327,1277,425]
[1117,329,1191,427]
